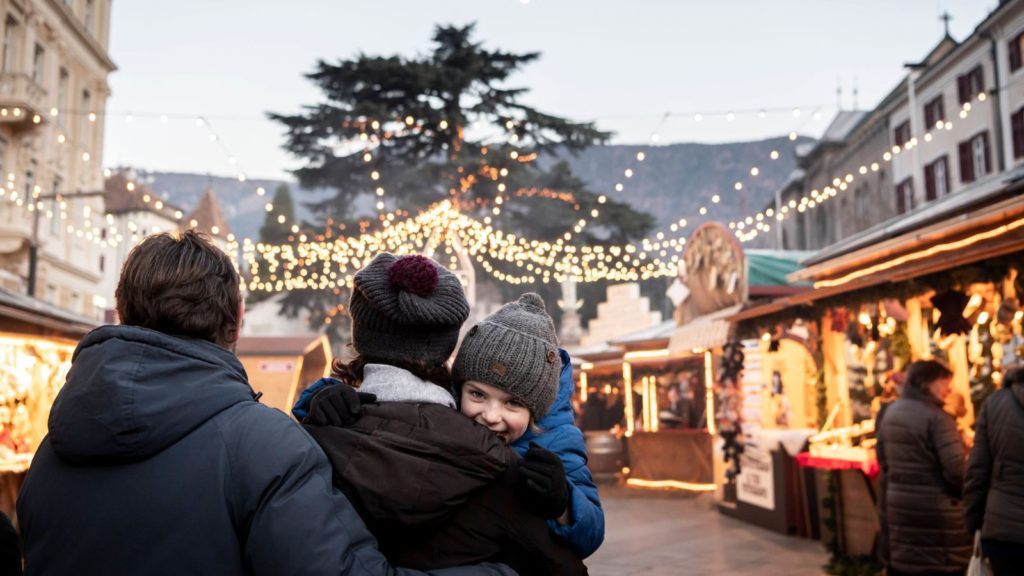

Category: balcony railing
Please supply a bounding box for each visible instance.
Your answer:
[0,73,49,128]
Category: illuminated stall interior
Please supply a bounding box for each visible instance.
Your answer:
[0,286,98,520]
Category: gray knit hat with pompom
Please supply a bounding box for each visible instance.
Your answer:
[349,253,470,366]
[453,292,560,418]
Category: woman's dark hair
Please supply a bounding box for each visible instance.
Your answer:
[115,230,241,348]
[905,360,953,391]
[331,355,454,390]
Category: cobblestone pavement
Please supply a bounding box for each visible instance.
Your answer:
[585,484,828,575]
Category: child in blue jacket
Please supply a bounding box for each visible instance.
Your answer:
[296,292,604,558]
[450,293,605,558]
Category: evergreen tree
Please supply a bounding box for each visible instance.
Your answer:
[258,184,296,244]
[268,23,654,339]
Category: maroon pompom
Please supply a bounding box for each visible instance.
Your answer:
[387,255,440,297]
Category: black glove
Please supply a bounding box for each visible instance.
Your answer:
[303,384,376,427]
[517,442,569,519]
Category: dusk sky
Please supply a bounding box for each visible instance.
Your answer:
[103,0,995,181]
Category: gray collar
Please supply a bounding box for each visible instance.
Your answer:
[359,364,457,408]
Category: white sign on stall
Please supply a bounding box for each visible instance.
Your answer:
[736,447,775,510]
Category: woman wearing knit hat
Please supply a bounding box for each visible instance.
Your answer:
[453,292,605,558]
[298,253,586,576]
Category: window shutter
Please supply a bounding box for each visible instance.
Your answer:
[1011,35,1023,72]
[959,141,974,183]
[982,132,992,174]
[895,182,906,214]
[925,163,936,201]
[958,75,969,105]
[1013,109,1024,159]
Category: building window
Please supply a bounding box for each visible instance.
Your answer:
[893,120,912,147]
[958,131,991,184]
[0,136,6,179]
[924,156,950,201]
[854,185,868,223]
[58,68,69,129]
[924,96,945,129]
[957,65,984,105]
[1012,107,1024,159]
[98,254,104,273]
[32,43,44,86]
[80,89,91,144]
[84,0,95,33]
[2,16,18,73]
[1010,31,1024,73]
[50,175,62,236]
[895,178,913,214]
[24,159,36,199]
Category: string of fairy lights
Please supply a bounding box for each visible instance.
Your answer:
[4,92,985,288]
[729,91,988,243]
[239,92,987,289]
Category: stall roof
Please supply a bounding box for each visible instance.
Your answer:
[796,168,1024,274]
[236,335,327,357]
[608,320,676,349]
[567,342,624,363]
[731,191,1024,323]
[747,251,811,286]
[668,304,742,355]
[0,285,98,338]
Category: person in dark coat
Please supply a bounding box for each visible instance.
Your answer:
[302,253,586,576]
[876,360,971,576]
[964,366,1024,575]
[0,511,21,576]
[16,232,511,576]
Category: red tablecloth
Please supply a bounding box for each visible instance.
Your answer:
[795,452,880,479]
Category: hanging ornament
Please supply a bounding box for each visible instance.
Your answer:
[931,290,972,336]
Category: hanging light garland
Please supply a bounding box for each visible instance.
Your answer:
[728,93,987,243]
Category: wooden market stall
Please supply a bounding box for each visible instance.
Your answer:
[575,223,813,498]
[0,285,98,521]
[729,188,1024,557]
[235,335,332,415]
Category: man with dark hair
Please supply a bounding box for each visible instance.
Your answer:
[17,231,512,576]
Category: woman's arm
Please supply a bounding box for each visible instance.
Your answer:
[932,409,967,496]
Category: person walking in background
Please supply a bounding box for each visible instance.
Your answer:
[964,367,1024,575]
[876,360,972,576]
[16,232,511,576]
[0,511,21,576]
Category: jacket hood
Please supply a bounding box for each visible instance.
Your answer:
[902,383,944,408]
[1012,382,1024,410]
[516,349,574,449]
[48,325,256,464]
[308,402,513,526]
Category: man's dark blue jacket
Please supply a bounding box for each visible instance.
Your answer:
[17,326,512,576]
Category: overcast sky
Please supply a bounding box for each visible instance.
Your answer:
[102,0,996,181]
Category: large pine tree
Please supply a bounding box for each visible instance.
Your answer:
[268,23,654,339]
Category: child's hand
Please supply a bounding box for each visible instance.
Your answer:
[518,442,569,519]
[304,384,377,427]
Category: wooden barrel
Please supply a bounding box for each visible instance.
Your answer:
[584,431,626,479]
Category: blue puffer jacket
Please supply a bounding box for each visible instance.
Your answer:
[512,349,605,558]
